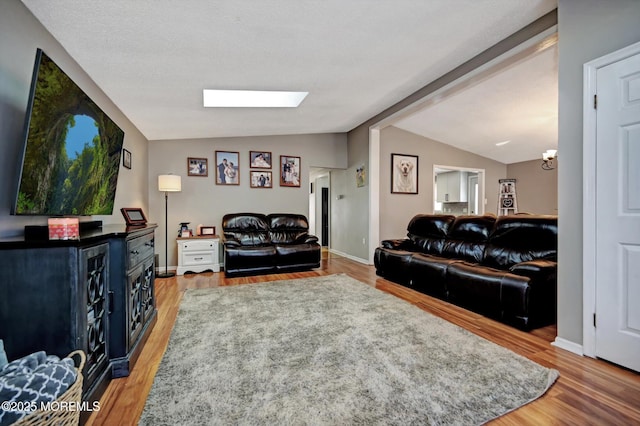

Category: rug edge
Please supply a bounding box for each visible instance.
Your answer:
[481,368,560,425]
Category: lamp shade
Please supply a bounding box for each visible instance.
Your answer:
[158,174,182,192]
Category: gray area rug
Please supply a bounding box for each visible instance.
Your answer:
[140,274,558,425]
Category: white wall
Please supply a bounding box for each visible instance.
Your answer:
[147,134,347,268]
[0,0,150,239]
[331,124,370,262]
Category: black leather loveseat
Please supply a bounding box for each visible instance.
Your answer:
[374,214,557,330]
[222,213,321,277]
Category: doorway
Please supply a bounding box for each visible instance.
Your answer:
[309,168,331,248]
[321,187,329,247]
[433,165,485,216]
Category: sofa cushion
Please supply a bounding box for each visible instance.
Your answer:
[483,215,557,269]
[406,214,455,255]
[446,262,505,318]
[223,245,277,277]
[409,253,460,298]
[441,215,496,263]
[374,248,413,285]
[268,214,310,244]
[273,243,321,271]
[222,213,271,246]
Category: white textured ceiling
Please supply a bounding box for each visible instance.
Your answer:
[21,0,556,163]
[395,43,558,164]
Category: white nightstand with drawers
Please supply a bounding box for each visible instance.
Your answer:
[176,235,220,275]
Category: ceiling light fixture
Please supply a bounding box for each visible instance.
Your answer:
[541,149,557,170]
[203,89,308,108]
[495,140,511,146]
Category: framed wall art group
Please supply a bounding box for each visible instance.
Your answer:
[250,151,273,188]
[184,151,301,189]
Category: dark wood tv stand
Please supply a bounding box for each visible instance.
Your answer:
[0,221,158,412]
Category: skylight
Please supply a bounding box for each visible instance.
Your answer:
[203,90,308,108]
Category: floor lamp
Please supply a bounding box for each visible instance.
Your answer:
[157,174,182,278]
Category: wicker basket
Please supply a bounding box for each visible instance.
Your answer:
[13,350,86,426]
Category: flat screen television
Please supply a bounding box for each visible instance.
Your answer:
[12,49,124,216]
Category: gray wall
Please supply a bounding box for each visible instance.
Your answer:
[148,134,347,268]
[507,159,557,215]
[0,0,149,238]
[330,124,370,261]
[557,0,640,344]
[379,127,507,241]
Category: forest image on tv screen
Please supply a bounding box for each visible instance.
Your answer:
[16,50,124,215]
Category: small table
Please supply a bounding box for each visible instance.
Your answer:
[176,235,220,275]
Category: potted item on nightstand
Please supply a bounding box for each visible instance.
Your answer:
[178,222,191,237]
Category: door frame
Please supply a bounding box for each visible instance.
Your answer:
[582,40,640,358]
[468,174,479,215]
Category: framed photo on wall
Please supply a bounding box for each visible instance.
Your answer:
[250,171,273,188]
[215,151,239,185]
[280,155,301,187]
[122,149,132,169]
[250,151,272,169]
[356,164,366,187]
[187,157,208,176]
[391,153,418,194]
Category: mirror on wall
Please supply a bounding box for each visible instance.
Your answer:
[434,165,485,216]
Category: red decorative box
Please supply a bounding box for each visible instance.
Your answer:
[48,218,80,240]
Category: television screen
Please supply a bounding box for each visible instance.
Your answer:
[13,49,124,216]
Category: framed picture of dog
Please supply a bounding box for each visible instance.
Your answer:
[391,153,418,194]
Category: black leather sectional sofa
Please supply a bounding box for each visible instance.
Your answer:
[222,213,321,277]
[374,214,557,330]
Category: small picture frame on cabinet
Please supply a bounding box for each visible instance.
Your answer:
[120,207,147,226]
[199,226,216,236]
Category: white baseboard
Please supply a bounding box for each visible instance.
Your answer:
[328,248,370,265]
[551,337,584,356]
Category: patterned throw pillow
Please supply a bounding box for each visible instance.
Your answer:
[0,352,77,426]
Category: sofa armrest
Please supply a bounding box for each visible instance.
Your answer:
[509,259,556,280]
[223,239,241,248]
[304,234,319,244]
[381,239,412,250]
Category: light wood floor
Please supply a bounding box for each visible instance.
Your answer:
[87,252,640,425]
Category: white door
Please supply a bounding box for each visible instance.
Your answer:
[595,51,640,372]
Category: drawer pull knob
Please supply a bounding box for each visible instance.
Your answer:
[194,257,203,261]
